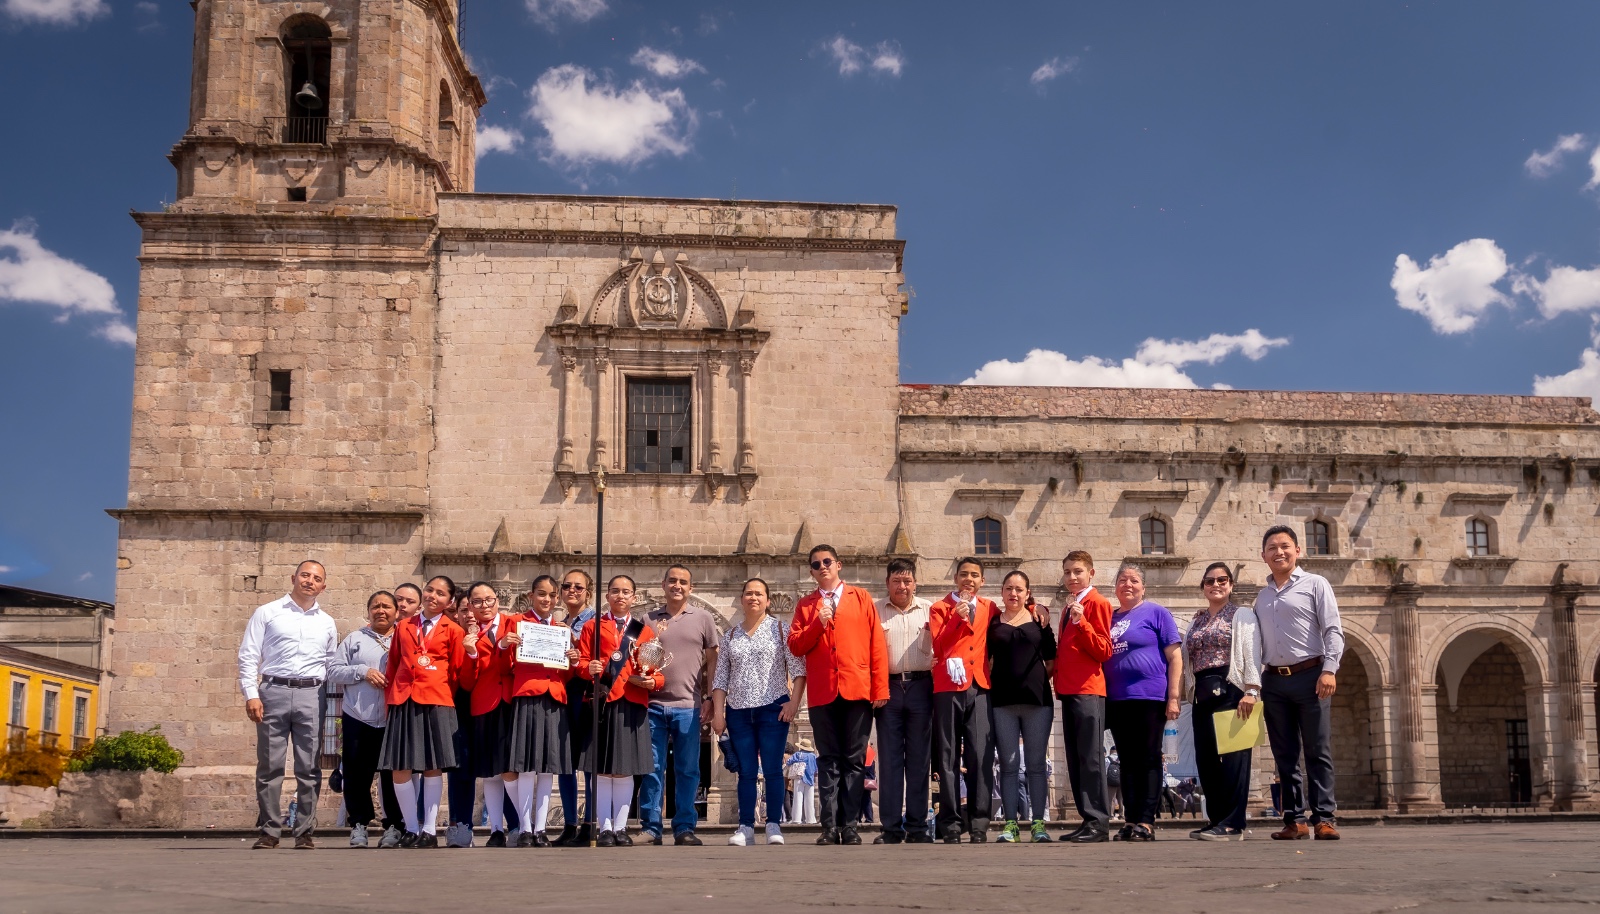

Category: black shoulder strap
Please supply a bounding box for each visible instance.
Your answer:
[599,617,646,694]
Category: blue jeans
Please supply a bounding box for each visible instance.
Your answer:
[726,698,791,828]
[639,704,701,837]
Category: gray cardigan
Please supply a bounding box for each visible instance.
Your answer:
[328,626,392,727]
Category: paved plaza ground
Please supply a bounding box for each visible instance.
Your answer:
[3,822,1596,914]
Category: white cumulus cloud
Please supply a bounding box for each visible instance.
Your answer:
[962,329,1287,388]
[528,65,693,168]
[476,124,524,157]
[631,47,705,79]
[1524,133,1588,178]
[3,0,106,24]
[525,0,606,27]
[0,222,133,345]
[1588,145,1600,191]
[1514,263,1600,318]
[826,36,904,77]
[1030,55,1080,86]
[1533,325,1600,402]
[1391,238,1510,334]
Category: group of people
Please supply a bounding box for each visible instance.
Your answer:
[238,524,1344,848]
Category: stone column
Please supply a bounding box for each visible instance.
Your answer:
[705,355,723,473]
[1389,582,1441,812]
[736,354,756,473]
[1550,576,1593,810]
[557,353,576,473]
[592,351,611,471]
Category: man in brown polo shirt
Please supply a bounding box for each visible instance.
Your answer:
[639,564,721,845]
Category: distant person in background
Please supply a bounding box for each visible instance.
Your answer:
[239,560,337,850]
[328,590,403,848]
[787,739,819,825]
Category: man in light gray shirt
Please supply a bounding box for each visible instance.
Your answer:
[1254,525,1344,841]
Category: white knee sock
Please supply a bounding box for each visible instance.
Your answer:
[597,776,615,832]
[534,774,554,834]
[607,776,632,832]
[483,777,507,832]
[394,778,420,834]
[515,773,537,831]
[420,775,443,835]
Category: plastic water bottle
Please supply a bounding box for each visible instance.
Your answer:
[1162,723,1180,761]
[287,800,298,830]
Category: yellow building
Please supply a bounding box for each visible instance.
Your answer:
[2,645,101,752]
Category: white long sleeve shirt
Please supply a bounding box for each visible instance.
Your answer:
[237,594,339,700]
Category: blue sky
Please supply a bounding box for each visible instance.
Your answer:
[2,0,1599,600]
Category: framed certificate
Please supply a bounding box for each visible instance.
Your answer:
[515,621,571,669]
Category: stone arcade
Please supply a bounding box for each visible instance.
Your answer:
[107,0,1599,825]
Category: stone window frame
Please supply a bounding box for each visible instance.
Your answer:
[1465,516,1496,557]
[972,515,1004,556]
[1305,515,1337,556]
[252,354,305,425]
[1138,513,1171,556]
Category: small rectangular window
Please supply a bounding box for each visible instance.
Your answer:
[8,679,24,727]
[286,186,308,202]
[973,518,1002,556]
[73,694,89,738]
[627,378,692,473]
[269,370,293,412]
[41,687,59,735]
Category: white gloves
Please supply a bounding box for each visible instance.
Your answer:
[945,657,968,687]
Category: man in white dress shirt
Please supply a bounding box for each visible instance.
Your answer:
[238,560,338,849]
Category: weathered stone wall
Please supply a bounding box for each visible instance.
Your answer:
[1436,643,1528,807]
[1332,652,1382,809]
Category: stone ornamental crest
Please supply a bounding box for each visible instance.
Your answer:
[585,247,727,329]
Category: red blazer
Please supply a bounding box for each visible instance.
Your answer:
[458,613,515,715]
[577,614,665,707]
[384,612,467,707]
[787,585,889,707]
[505,611,571,703]
[929,593,999,693]
[1053,587,1115,697]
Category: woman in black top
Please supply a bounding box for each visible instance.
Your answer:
[986,570,1057,843]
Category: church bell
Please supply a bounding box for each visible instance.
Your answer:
[295,80,323,110]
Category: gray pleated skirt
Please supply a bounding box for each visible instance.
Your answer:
[507,693,572,775]
[576,699,653,777]
[378,700,459,771]
[471,702,515,778]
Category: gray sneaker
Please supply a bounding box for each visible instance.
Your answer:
[378,825,403,849]
[444,822,474,848]
[349,823,370,848]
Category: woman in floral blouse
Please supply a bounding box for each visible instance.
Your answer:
[711,578,808,847]
[1182,561,1263,841]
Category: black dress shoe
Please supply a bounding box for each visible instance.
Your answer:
[533,832,552,847]
[596,830,617,847]
[1111,824,1135,842]
[877,832,903,844]
[514,832,535,848]
[905,831,934,844]
[1059,823,1089,842]
[487,831,508,848]
[399,831,420,848]
[968,829,987,844]
[674,830,703,846]
[840,827,862,845]
[1068,826,1111,844]
[552,825,579,847]
[615,830,635,847]
[816,829,838,845]
[417,833,440,848]
[941,831,962,844]
[576,824,595,845]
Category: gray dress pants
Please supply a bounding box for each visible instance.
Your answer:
[256,681,324,839]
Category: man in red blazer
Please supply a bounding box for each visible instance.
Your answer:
[1054,550,1116,843]
[929,557,998,843]
[788,544,889,846]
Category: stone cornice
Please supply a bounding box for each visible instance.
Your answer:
[132,211,435,265]
[108,508,424,524]
[896,447,1574,470]
[437,227,906,258]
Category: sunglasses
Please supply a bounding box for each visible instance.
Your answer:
[560,583,586,591]
[1201,577,1232,587]
[809,558,836,571]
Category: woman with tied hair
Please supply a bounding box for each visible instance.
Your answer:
[498,574,581,846]
[1102,563,1183,841]
[1183,562,1262,841]
[986,570,1058,844]
[710,577,808,847]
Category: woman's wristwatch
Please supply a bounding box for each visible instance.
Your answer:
[1244,687,1260,698]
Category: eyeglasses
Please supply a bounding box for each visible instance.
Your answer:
[469,597,500,607]
[809,558,836,570]
[1201,577,1232,587]
[560,583,586,591]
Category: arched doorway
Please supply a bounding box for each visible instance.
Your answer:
[1330,651,1380,808]
[1434,634,1541,808]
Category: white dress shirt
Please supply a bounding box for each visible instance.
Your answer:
[880,596,933,674]
[237,594,339,700]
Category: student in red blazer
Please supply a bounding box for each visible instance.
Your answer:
[1054,550,1118,842]
[457,582,517,846]
[576,575,666,846]
[497,575,580,846]
[377,575,466,847]
[928,557,999,842]
[786,545,888,846]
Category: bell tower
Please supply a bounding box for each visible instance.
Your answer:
[172,0,484,216]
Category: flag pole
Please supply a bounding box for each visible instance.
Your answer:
[589,464,606,848]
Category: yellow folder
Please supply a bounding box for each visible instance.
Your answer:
[1213,702,1267,754]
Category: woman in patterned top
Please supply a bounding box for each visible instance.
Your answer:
[1182,561,1263,841]
[710,578,808,847]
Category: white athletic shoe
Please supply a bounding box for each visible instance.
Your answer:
[444,822,474,848]
[378,825,403,848]
[765,823,784,845]
[349,823,369,848]
[729,825,753,846]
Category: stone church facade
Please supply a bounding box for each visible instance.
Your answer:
[107,0,1599,824]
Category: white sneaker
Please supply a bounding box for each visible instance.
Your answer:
[765,823,784,845]
[444,822,474,848]
[378,825,403,848]
[729,825,753,846]
[349,823,369,847]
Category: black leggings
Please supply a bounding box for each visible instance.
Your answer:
[1105,699,1166,826]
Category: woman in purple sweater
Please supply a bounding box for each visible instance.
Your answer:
[1103,563,1183,841]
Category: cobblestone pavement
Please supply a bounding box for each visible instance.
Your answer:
[4,823,1597,914]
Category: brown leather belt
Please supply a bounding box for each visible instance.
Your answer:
[1265,657,1322,677]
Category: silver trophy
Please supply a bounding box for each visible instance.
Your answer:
[632,639,673,677]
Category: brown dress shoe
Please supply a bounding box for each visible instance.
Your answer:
[252,835,280,850]
[294,835,316,849]
[1313,822,1340,840]
[1271,823,1311,840]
